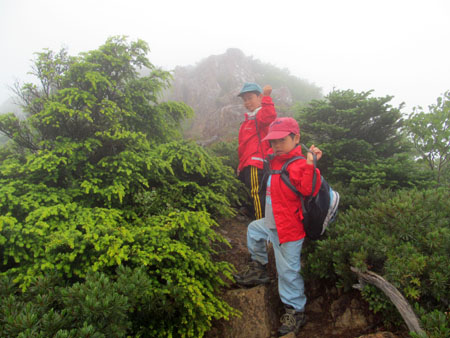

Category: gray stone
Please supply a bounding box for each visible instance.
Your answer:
[206,285,273,338]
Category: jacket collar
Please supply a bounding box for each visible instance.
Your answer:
[244,107,261,121]
[267,145,304,165]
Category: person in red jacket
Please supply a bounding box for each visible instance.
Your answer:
[237,82,277,219]
[234,117,322,336]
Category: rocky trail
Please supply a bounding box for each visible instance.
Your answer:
[206,215,409,338]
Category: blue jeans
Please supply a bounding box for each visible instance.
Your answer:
[247,218,306,312]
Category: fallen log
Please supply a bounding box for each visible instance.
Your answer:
[351,266,426,336]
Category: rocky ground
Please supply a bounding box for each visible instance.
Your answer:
[206,215,409,338]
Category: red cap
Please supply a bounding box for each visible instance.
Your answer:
[262,117,300,141]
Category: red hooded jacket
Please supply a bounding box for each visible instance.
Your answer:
[268,146,321,244]
[238,96,277,171]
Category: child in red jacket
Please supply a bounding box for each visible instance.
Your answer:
[235,117,322,336]
[237,82,277,219]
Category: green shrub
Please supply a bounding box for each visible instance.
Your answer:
[0,211,238,336]
[304,188,450,332]
[411,306,450,338]
[207,140,239,171]
[143,140,241,218]
[0,37,241,336]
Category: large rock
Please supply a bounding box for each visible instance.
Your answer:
[162,48,322,143]
[331,296,374,334]
[206,284,277,338]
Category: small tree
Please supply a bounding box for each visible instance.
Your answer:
[0,37,240,337]
[403,91,450,186]
[295,89,427,190]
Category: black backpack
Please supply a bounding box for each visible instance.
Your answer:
[266,145,340,240]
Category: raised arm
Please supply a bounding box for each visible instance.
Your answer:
[257,85,277,126]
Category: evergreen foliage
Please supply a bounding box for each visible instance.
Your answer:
[1,34,448,336]
[0,37,240,336]
[303,187,450,333]
[0,133,7,147]
[295,89,430,189]
[0,264,239,337]
[294,90,449,333]
[207,139,239,171]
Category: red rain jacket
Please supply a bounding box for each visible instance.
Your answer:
[237,96,277,171]
[268,146,321,244]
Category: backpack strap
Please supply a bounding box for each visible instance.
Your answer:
[276,155,308,220]
[260,144,319,197]
[259,153,274,192]
[279,156,305,197]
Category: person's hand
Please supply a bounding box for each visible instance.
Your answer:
[236,168,240,176]
[307,144,322,164]
[262,85,272,96]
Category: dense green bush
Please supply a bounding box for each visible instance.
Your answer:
[303,188,450,333]
[0,207,238,336]
[412,307,450,338]
[0,37,241,336]
[295,89,431,190]
[207,139,239,172]
[0,264,239,337]
[143,140,240,217]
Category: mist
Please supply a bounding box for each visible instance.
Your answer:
[1,0,449,112]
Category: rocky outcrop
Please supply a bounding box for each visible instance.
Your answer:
[163,48,321,143]
[208,279,400,338]
[207,285,275,338]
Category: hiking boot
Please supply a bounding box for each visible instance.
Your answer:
[233,260,270,286]
[277,306,306,336]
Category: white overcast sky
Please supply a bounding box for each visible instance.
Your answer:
[1,0,449,112]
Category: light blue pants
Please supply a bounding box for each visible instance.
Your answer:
[247,218,306,312]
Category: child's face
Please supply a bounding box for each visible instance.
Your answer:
[270,134,300,156]
[240,92,262,112]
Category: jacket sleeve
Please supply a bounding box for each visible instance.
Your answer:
[289,162,322,197]
[256,96,277,126]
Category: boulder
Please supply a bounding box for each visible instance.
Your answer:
[206,284,277,338]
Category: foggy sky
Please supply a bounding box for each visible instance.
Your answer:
[1,0,449,113]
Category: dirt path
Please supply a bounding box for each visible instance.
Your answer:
[211,215,408,338]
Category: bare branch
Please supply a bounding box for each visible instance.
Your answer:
[351,267,425,335]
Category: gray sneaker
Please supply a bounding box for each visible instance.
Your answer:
[234,260,270,286]
[277,307,306,336]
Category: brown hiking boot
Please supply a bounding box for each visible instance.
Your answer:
[277,306,306,336]
[233,260,270,286]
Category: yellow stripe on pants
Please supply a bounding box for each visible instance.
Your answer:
[251,166,262,219]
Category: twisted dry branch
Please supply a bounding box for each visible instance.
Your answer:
[351,266,425,336]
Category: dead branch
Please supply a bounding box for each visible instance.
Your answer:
[351,266,426,336]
